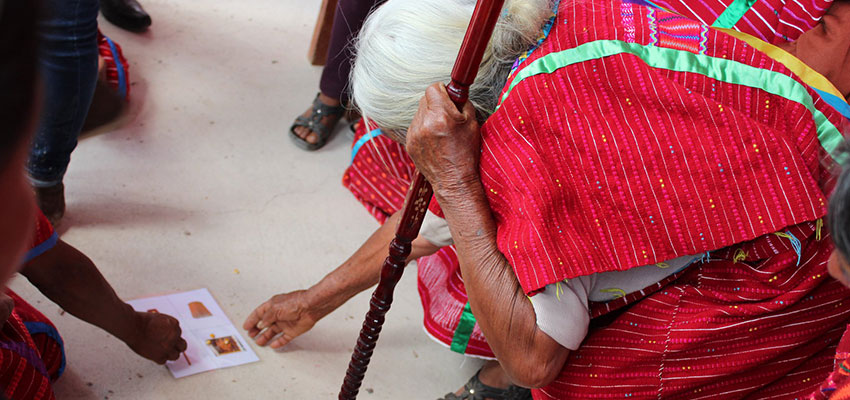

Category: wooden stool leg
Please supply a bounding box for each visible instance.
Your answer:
[308,0,339,66]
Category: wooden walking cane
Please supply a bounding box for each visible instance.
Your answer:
[338,1,506,398]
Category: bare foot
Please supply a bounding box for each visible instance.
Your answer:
[293,93,342,145]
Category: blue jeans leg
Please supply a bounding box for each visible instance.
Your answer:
[27,0,100,188]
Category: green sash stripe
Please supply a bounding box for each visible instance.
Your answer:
[498,40,843,160]
[711,0,758,29]
[449,303,476,354]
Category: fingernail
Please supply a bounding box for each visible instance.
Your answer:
[257,321,266,330]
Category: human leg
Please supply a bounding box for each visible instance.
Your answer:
[27,0,100,224]
[291,0,384,149]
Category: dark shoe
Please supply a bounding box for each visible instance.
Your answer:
[289,93,345,151]
[34,183,65,227]
[439,370,532,400]
[100,0,151,32]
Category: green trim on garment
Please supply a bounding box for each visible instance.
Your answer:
[711,0,758,29]
[497,39,844,161]
[450,303,476,354]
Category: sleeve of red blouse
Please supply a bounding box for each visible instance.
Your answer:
[23,209,58,264]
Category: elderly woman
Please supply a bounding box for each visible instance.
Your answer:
[248,0,850,398]
[388,0,850,397]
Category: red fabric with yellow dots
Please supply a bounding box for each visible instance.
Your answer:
[476,0,850,398]
[539,227,850,399]
[479,0,848,296]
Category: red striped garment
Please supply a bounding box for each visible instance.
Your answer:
[1,211,64,400]
[657,0,832,44]
[476,0,850,397]
[538,225,849,399]
[481,0,847,295]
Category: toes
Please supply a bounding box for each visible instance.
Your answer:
[294,126,310,140]
[293,125,319,144]
[305,132,319,145]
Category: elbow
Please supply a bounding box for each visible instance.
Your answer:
[502,350,566,389]
[511,363,562,389]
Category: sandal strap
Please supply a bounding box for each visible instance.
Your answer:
[310,92,344,116]
[439,370,532,400]
[289,93,345,148]
[293,114,330,137]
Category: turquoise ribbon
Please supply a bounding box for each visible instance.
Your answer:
[712,0,758,29]
[350,128,383,163]
[498,39,845,160]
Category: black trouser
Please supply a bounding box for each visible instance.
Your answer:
[319,0,385,105]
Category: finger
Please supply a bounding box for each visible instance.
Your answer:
[242,302,269,331]
[175,337,188,353]
[253,325,281,346]
[247,327,261,338]
[260,306,284,331]
[269,332,295,349]
[170,317,183,334]
[461,100,477,122]
[166,350,181,362]
[426,83,466,121]
[242,303,267,331]
[425,83,452,109]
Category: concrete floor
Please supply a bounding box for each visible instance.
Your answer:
[8,0,480,397]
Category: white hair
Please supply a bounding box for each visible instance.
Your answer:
[350,0,553,139]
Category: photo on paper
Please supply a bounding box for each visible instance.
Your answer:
[127,289,259,378]
[188,301,213,318]
[191,325,255,367]
[206,335,242,356]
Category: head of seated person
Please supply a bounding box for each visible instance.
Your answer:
[0,1,41,284]
[777,0,850,99]
[351,0,850,142]
[829,164,850,287]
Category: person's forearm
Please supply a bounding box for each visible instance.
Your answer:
[435,179,569,388]
[303,210,440,320]
[21,240,139,344]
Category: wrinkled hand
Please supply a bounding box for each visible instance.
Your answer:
[243,290,317,349]
[405,83,482,196]
[126,311,187,364]
[0,293,14,326]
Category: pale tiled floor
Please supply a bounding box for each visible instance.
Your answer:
[8,0,480,397]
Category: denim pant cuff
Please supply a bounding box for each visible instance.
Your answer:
[27,173,63,188]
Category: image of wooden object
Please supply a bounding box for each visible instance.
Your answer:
[188,301,212,319]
